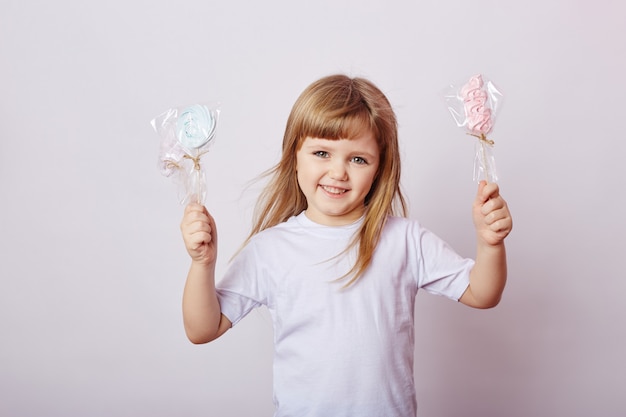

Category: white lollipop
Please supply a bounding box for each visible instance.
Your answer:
[176,104,217,150]
[152,103,220,205]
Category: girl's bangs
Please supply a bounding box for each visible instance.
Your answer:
[299,107,377,143]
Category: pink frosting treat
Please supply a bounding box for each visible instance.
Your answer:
[460,74,493,136]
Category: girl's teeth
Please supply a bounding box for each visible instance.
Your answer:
[322,185,346,194]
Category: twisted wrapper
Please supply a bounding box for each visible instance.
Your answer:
[444,74,503,183]
[152,104,220,204]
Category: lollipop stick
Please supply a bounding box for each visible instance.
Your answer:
[196,149,201,204]
[481,141,489,182]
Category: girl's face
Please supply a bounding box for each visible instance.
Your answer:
[296,131,380,226]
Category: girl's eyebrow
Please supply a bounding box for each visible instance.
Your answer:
[301,142,334,152]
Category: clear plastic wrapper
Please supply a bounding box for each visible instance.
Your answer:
[151,103,220,204]
[444,74,503,183]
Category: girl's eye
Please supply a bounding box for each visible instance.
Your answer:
[351,156,367,165]
[314,151,329,158]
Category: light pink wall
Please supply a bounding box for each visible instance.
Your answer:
[1,0,624,416]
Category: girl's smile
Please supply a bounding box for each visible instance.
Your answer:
[296,133,380,226]
[320,185,348,195]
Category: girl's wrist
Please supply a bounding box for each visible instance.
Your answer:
[190,259,216,274]
[476,239,506,252]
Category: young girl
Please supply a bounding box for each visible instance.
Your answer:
[180,74,512,416]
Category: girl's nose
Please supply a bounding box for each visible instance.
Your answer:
[328,162,348,181]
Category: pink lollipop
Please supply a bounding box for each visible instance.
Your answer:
[461,75,494,138]
[445,74,503,183]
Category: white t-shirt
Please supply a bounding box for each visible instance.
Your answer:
[217,213,473,417]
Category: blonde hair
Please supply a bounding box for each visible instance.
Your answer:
[247,74,407,285]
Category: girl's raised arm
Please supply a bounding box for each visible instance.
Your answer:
[460,181,512,309]
[180,204,231,343]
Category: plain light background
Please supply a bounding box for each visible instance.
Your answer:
[1,0,624,416]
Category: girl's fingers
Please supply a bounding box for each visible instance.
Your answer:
[475,181,500,204]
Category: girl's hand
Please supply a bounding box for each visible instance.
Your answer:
[472,181,512,246]
[180,203,218,265]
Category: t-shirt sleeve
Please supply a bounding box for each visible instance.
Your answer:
[415,225,473,301]
[216,240,269,326]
